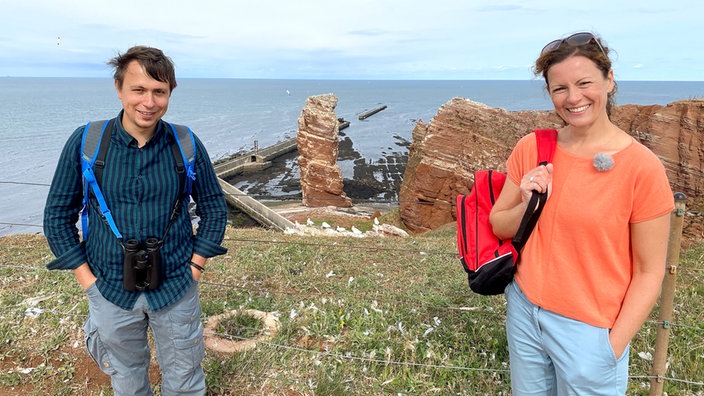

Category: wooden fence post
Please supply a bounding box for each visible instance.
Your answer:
[649,192,687,396]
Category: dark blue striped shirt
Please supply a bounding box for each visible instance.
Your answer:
[44,112,227,311]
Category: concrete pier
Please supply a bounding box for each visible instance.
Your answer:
[214,139,297,231]
[218,178,295,232]
[358,105,387,120]
[213,138,297,179]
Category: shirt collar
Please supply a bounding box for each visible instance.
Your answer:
[113,110,167,147]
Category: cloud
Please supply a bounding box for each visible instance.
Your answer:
[348,29,389,37]
[1,0,703,80]
[476,4,530,12]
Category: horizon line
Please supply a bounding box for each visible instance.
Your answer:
[1,76,703,83]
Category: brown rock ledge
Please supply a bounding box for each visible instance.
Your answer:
[399,98,704,239]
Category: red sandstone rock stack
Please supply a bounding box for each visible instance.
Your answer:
[297,94,352,208]
[399,98,704,238]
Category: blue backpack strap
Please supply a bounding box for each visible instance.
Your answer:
[167,123,197,200]
[80,119,122,241]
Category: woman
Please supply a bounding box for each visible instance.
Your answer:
[490,32,674,395]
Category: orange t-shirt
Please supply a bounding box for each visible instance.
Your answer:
[507,132,674,328]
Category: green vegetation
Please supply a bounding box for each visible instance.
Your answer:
[216,312,265,340]
[0,220,702,395]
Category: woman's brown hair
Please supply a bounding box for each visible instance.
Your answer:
[534,34,617,116]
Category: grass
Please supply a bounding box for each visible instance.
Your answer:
[216,312,265,340]
[1,214,703,395]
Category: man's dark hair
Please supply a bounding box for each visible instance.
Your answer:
[108,46,177,92]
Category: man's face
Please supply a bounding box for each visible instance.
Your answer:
[115,60,170,137]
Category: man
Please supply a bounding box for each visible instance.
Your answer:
[44,46,228,395]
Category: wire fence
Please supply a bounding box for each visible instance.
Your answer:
[1,237,703,391]
[1,179,703,393]
[2,278,703,390]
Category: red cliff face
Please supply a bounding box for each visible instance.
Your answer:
[297,94,352,208]
[399,98,704,239]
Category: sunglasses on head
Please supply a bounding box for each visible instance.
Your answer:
[541,32,607,57]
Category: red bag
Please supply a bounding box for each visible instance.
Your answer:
[456,129,557,295]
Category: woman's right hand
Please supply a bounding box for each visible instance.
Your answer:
[520,163,554,204]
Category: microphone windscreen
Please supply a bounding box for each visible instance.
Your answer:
[593,153,614,172]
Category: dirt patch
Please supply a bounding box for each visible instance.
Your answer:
[0,344,162,394]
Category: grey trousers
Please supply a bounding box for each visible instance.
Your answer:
[84,282,205,396]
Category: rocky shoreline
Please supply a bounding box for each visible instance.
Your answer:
[223,96,704,239]
[222,129,410,202]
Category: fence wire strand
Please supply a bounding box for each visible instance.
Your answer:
[1,183,703,391]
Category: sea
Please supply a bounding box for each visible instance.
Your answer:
[1,77,703,236]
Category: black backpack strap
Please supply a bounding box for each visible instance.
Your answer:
[166,123,196,198]
[93,119,115,185]
[511,129,558,250]
[169,135,187,198]
[160,123,197,241]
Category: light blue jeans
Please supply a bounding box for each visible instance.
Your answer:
[505,281,629,395]
[84,282,205,396]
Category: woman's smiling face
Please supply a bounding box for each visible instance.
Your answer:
[546,55,614,129]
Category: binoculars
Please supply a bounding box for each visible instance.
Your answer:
[123,238,162,291]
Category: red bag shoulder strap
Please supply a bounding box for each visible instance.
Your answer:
[534,128,558,165]
[511,129,557,249]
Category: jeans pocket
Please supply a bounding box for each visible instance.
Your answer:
[601,328,630,364]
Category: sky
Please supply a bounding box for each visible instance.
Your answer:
[1,0,702,81]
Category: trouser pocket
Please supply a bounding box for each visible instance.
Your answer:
[84,315,117,376]
[173,324,206,373]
